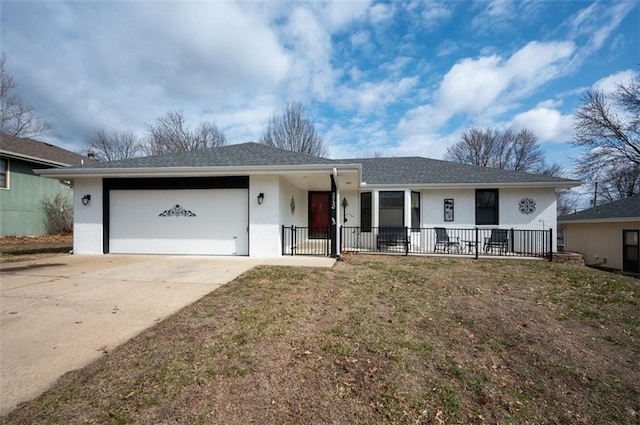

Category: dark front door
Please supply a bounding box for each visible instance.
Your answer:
[623,230,639,274]
[309,191,330,239]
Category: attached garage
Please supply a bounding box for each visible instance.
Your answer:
[104,177,249,256]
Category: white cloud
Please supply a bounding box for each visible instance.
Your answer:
[395,131,461,159]
[369,2,395,24]
[380,56,413,77]
[320,0,371,31]
[2,1,293,144]
[396,104,451,136]
[567,1,636,54]
[537,99,563,109]
[282,7,336,100]
[338,77,419,112]
[325,121,395,159]
[471,0,516,32]
[485,0,514,18]
[421,0,452,28]
[505,41,575,92]
[592,69,635,94]
[350,30,370,48]
[437,40,460,57]
[437,55,509,115]
[348,66,365,83]
[436,41,575,116]
[511,106,574,143]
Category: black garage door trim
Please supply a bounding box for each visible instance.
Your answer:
[102,176,249,254]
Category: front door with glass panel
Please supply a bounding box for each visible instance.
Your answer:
[309,192,330,239]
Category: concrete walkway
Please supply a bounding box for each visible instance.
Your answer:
[0,254,334,416]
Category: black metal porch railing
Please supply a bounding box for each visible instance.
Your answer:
[282,225,553,260]
[282,226,331,256]
[341,226,553,260]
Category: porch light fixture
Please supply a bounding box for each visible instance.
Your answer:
[341,197,349,222]
[81,194,91,206]
[257,192,265,205]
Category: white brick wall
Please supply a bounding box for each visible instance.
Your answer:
[73,178,103,254]
[249,175,281,257]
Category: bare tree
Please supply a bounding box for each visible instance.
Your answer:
[557,190,579,216]
[260,101,327,157]
[596,165,640,202]
[445,128,554,174]
[145,111,227,155]
[0,54,53,138]
[358,151,387,158]
[573,71,640,199]
[83,128,143,161]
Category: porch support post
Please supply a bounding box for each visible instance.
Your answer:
[330,174,338,258]
[404,189,411,229]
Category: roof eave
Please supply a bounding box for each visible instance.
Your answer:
[559,217,640,224]
[361,181,581,189]
[35,163,362,179]
[1,149,74,168]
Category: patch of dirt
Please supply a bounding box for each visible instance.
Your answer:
[0,234,72,263]
[3,255,639,424]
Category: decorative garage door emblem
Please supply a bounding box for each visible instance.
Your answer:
[159,204,197,217]
[519,198,536,215]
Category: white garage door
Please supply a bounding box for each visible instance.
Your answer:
[109,189,248,255]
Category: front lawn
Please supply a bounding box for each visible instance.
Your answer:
[3,255,638,424]
[0,235,72,263]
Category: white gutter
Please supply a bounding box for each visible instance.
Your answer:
[1,149,74,168]
[558,217,640,224]
[360,181,582,189]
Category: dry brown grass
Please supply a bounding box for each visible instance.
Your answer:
[2,255,639,424]
[0,234,72,263]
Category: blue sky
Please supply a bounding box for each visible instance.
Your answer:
[1,0,638,177]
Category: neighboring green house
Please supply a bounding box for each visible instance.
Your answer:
[0,133,95,236]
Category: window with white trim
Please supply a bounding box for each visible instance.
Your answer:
[0,158,8,189]
[379,191,404,228]
[476,189,499,225]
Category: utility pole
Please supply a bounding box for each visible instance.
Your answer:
[592,182,598,207]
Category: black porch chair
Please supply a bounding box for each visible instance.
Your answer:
[376,227,409,251]
[434,227,461,253]
[483,229,509,254]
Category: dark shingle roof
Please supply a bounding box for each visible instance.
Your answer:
[40,142,579,187]
[0,133,94,166]
[338,156,576,185]
[558,194,640,221]
[78,142,338,168]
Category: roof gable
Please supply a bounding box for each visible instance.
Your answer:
[559,194,640,221]
[0,133,93,166]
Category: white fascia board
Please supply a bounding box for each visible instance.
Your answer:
[559,217,640,224]
[1,150,72,167]
[35,164,362,179]
[360,181,582,190]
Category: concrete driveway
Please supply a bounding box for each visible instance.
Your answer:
[0,254,334,416]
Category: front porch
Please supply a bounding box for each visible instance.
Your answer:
[282,225,553,260]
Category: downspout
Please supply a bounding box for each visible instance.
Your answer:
[330,168,339,259]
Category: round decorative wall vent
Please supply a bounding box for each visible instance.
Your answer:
[519,198,536,215]
[290,196,296,215]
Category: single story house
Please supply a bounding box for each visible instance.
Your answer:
[37,142,580,258]
[0,133,95,236]
[558,194,640,274]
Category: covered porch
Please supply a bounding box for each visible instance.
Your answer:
[282,225,553,259]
